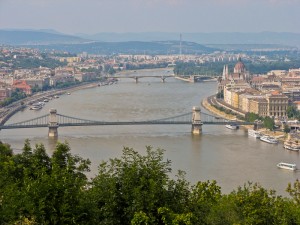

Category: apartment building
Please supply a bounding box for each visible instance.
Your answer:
[249,98,268,117]
[266,92,288,117]
[0,88,11,100]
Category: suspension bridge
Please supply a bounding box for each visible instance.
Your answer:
[0,107,256,137]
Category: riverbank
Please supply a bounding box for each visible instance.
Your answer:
[0,81,101,125]
[202,96,286,141]
[202,96,237,121]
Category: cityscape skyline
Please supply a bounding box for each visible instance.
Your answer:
[0,0,299,35]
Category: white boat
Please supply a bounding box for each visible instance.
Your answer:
[277,162,297,171]
[30,102,44,110]
[225,124,239,130]
[30,105,42,110]
[248,129,261,138]
[283,141,300,152]
[260,135,278,144]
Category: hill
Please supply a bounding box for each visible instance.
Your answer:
[79,32,300,48]
[0,30,89,45]
[29,41,217,55]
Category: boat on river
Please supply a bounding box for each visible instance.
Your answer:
[277,162,297,171]
[260,135,278,144]
[248,129,261,138]
[283,140,300,151]
[30,102,44,110]
[225,124,239,130]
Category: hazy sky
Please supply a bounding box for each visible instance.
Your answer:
[0,0,299,34]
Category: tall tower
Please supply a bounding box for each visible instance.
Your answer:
[222,65,229,80]
[226,65,229,79]
[222,65,226,80]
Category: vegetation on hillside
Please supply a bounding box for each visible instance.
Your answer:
[12,55,67,69]
[174,59,300,76]
[0,88,26,107]
[1,141,300,224]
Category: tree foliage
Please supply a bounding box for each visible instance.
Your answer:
[1,141,300,224]
[0,88,27,107]
[263,116,275,130]
[0,140,90,224]
[287,106,300,119]
[173,59,300,76]
[245,112,262,122]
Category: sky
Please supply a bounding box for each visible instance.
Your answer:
[0,0,300,34]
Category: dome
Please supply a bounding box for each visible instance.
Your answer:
[234,57,246,73]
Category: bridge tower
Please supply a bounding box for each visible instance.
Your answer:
[48,109,59,137]
[191,106,203,135]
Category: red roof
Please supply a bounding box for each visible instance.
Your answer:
[12,80,31,94]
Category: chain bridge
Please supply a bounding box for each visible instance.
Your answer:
[0,107,256,137]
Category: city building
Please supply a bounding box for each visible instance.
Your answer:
[0,87,11,100]
[12,80,32,95]
[249,98,268,117]
[266,91,288,117]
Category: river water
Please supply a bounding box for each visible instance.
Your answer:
[1,69,300,195]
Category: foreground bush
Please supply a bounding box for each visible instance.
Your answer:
[1,141,300,224]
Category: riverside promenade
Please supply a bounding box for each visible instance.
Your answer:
[202,95,286,140]
[202,95,238,121]
[0,82,100,125]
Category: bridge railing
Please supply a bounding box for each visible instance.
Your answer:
[4,114,49,128]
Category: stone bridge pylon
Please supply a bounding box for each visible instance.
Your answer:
[191,106,203,134]
[48,109,58,137]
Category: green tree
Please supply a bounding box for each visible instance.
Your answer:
[88,146,190,225]
[187,180,221,225]
[0,141,91,224]
[2,141,300,224]
[284,124,291,133]
[216,91,223,99]
[287,179,300,205]
[245,112,261,122]
[263,116,275,130]
[227,183,277,225]
[287,106,299,119]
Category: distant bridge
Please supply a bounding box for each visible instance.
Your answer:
[0,108,256,137]
[175,75,219,83]
[106,75,174,83]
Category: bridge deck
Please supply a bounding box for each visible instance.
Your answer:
[0,111,255,130]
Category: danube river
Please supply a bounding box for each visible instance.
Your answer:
[1,69,300,195]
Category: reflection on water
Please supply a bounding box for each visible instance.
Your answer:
[1,69,300,195]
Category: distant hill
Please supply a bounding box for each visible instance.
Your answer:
[0,30,90,45]
[78,32,300,48]
[2,29,299,52]
[29,41,217,55]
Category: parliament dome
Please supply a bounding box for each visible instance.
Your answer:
[234,57,246,73]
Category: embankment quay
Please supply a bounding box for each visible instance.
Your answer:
[204,95,246,118]
[202,95,286,140]
[0,82,100,125]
